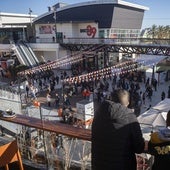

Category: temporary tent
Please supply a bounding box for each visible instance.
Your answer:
[138,98,170,127]
[135,55,166,68]
[138,109,167,127]
[152,98,170,112]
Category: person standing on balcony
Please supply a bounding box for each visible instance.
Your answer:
[92,89,147,170]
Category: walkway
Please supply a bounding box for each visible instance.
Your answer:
[0,70,170,116]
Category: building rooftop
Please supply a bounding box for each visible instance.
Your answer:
[0,12,37,27]
[0,12,37,18]
[57,0,149,12]
[34,0,149,23]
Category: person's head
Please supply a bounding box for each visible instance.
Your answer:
[166,110,170,127]
[112,89,130,107]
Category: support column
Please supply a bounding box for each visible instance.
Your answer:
[104,48,108,67]
[22,27,26,41]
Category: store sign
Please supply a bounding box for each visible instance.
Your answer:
[80,25,97,38]
[39,25,52,34]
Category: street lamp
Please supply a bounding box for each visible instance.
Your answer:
[28,8,33,27]
[28,8,33,42]
[53,7,57,43]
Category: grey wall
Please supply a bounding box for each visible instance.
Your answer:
[112,6,144,29]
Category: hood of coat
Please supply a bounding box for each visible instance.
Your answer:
[94,100,137,129]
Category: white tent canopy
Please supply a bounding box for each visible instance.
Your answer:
[138,98,170,127]
[152,98,170,112]
[138,109,167,127]
[135,55,166,68]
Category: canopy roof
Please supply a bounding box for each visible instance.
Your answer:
[138,98,170,127]
[135,55,166,68]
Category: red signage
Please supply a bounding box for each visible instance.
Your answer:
[86,25,97,38]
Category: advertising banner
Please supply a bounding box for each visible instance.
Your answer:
[39,25,52,34]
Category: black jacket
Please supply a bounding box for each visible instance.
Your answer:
[148,131,170,170]
[92,100,144,170]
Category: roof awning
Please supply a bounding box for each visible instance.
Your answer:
[135,55,166,68]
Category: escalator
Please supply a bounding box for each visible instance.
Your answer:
[18,42,39,66]
[11,43,31,67]
[19,43,36,66]
[24,42,39,65]
[11,41,39,67]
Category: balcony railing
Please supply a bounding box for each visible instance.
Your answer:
[0,114,155,170]
[0,114,91,170]
[1,37,170,46]
[32,37,170,46]
[62,38,170,45]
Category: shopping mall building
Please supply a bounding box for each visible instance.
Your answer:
[34,0,148,41]
[0,0,149,69]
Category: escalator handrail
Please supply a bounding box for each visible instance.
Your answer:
[15,47,27,66]
[19,44,35,66]
[17,44,32,66]
[24,42,39,65]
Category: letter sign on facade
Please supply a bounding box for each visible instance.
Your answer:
[86,25,97,38]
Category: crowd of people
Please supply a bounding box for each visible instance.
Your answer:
[13,68,169,117]
[4,66,170,170]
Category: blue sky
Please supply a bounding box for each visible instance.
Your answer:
[0,0,169,28]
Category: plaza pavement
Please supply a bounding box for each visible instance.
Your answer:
[26,74,170,116]
[0,71,170,115]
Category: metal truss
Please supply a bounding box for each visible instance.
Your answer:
[60,43,170,56]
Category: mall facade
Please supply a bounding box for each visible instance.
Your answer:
[0,0,149,70]
[31,0,148,69]
[33,0,148,42]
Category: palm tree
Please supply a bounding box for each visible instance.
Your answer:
[147,24,157,38]
[157,25,165,39]
[164,25,170,39]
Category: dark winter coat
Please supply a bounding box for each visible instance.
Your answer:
[92,100,144,170]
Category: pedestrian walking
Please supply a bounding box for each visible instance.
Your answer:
[142,92,146,105]
[46,92,51,107]
[168,86,170,98]
[161,91,166,101]
[55,93,60,109]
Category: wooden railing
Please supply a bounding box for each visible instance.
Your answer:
[0,114,91,141]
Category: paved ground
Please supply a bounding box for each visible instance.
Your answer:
[0,71,170,116]
[37,82,170,114]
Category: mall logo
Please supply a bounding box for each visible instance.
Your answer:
[80,25,97,38]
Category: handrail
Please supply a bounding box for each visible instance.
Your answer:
[62,37,170,45]
[0,114,91,141]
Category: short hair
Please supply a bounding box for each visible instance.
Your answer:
[166,110,170,127]
[111,89,129,104]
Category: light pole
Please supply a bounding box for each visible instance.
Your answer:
[28,8,33,42]
[53,7,57,43]
[28,8,32,27]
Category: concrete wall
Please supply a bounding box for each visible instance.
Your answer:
[0,44,11,52]
[30,43,59,62]
[35,22,98,39]
[33,50,57,62]
[0,12,36,25]
[112,6,144,29]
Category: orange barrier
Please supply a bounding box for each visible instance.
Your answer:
[33,100,40,107]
